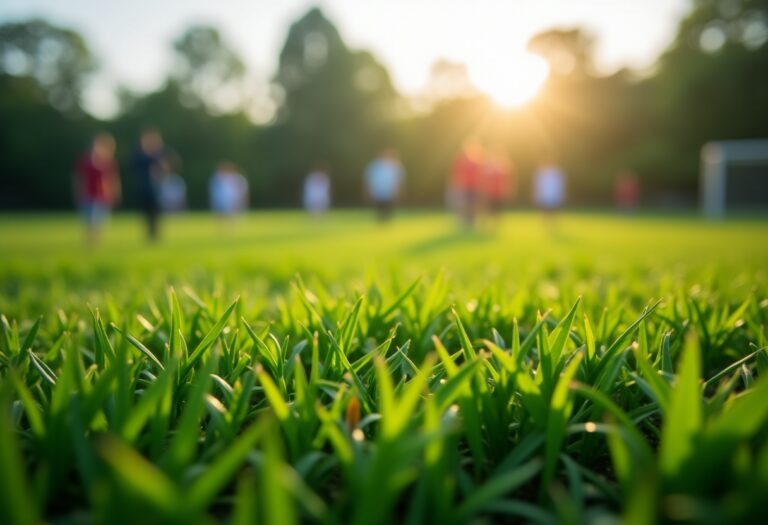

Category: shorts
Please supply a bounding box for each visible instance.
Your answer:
[374,199,394,213]
[82,201,110,226]
[488,197,505,213]
[462,189,481,209]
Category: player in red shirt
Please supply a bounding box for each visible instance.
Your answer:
[74,133,121,245]
[614,170,640,212]
[483,147,515,219]
[451,139,486,228]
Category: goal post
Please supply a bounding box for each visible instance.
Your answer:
[700,139,768,218]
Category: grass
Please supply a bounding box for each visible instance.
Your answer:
[0,211,767,524]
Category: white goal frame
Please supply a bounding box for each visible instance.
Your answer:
[700,139,768,218]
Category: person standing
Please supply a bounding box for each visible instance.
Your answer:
[533,157,566,227]
[159,172,187,213]
[74,133,121,245]
[483,147,515,219]
[303,164,331,215]
[364,148,404,222]
[451,139,485,228]
[209,161,249,217]
[133,128,175,241]
[614,170,640,212]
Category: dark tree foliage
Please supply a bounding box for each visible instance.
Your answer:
[0,19,97,209]
[643,0,768,191]
[0,18,95,114]
[266,7,399,205]
[171,25,246,113]
[0,74,96,209]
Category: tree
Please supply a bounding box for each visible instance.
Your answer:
[0,18,96,114]
[422,59,477,103]
[643,0,768,191]
[527,28,596,77]
[0,20,97,209]
[523,28,639,200]
[171,25,246,113]
[268,7,399,204]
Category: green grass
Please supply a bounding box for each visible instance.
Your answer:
[1,211,767,524]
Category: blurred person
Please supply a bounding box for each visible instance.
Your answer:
[73,133,121,245]
[614,170,640,212]
[533,157,566,226]
[159,172,187,212]
[364,148,405,222]
[451,139,486,228]
[134,128,176,241]
[209,161,249,217]
[483,147,515,219]
[303,164,331,215]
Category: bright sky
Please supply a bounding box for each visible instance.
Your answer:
[0,0,690,119]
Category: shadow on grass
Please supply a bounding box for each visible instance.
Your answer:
[405,229,497,256]
[163,225,337,251]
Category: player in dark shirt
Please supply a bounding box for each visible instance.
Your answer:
[133,128,175,241]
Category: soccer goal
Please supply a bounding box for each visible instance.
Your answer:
[700,139,768,218]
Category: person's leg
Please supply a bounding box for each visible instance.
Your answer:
[465,190,478,228]
[85,202,108,246]
[492,198,502,217]
[542,206,557,233]
[457,190,468,225]
[144,200,159,241]
[149,206,159,241]
[375,200,386,222]
[484,198,500,228]
[382,199,394,222]
[83,202,96,245]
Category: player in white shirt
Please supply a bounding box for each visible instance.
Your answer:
[364,148,404,222]
[533,159,566,229]
[303,167,331,215]
[209,162,248,217]
[534,161,565,209]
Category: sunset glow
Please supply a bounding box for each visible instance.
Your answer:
[469,51,550,107]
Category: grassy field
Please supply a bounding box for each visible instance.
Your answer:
[1,211,767,524]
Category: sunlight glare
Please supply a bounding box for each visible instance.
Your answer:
[469,52,550,107]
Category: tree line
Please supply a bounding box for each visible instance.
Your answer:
[1,1,767,210]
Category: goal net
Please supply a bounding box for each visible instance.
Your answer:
[700,139,768,218]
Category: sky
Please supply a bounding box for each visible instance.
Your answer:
[0,0,691,119]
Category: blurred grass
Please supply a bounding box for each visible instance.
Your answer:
[1,211,767,524]
[1,210,766,289]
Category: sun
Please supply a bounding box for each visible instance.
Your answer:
[469,51,550,107]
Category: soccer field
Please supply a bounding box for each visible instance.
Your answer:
[2,210,767,291]
[1,211,767,524]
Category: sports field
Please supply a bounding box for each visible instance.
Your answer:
[1,211,767,524]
